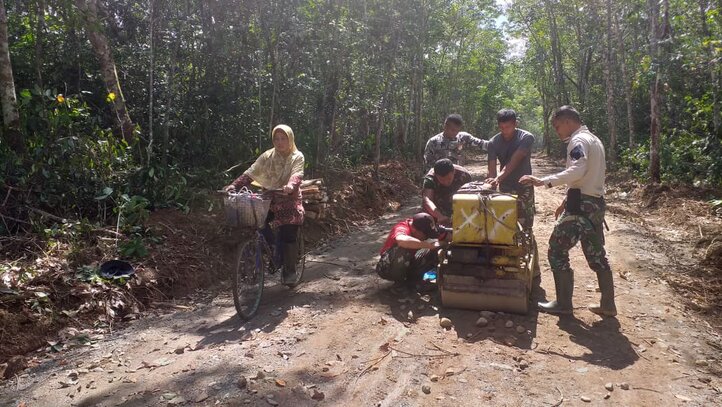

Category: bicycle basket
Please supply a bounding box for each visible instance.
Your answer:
[223,188,271,228]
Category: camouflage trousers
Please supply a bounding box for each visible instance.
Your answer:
[548,195,611,276]
[501,185,539,274]
[499,184,535,230]
[376,246,438,283]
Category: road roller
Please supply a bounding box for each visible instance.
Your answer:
[438,182,536,314]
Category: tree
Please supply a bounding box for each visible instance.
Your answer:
[613,10,636,146]
[74,0,135,143]
[602,0,617,163]
[648,0,663,183]
[0,0,22,153]
[544,0,569,106]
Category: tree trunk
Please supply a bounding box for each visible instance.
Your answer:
[648,0,662,183]
[414,58,424,161]
[541,93,551,155]
[401,86,412,151]
[268,46,278,131]
[324,70,340,151]
[374,79,391,179]
[162,41,177,167]
[571,11,595,109]
[603,0,617,163]
[545,1,569,105]
[614,11,636,146]
[0,0,23,153]
[147,0,155,162]
[414,2,428,163]
[34,0,46,89]
[75,0,135,143]
[314,92,325,173]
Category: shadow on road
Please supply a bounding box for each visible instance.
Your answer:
[547,316,639,370]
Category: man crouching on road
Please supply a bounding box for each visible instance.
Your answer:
[376,213,445,286]
[520,105,617,317]
[422,158,472,226]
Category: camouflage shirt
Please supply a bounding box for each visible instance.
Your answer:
[423,132,489,170]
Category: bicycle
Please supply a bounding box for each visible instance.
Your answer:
[222,189,306,320]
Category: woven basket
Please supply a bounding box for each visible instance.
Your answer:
[223,189,271,229]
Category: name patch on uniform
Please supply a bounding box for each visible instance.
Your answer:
[570,145,584,160]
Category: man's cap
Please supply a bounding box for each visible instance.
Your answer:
[411,213,439,239]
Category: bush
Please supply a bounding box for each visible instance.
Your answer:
[618,142,650,182]
[2,90,194,235]
[6,90,136,220]
[618,130,722,188]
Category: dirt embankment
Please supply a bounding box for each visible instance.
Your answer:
[0,161,419,371]
[603,172,722,320]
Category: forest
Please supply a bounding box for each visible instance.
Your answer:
[0,0,720,234]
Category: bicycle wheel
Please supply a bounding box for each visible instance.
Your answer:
[284,227,306,287]
[232,238,267,320]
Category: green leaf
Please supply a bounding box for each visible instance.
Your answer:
[94,186,114,201]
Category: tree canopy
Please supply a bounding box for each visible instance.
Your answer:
[0,0,721,233]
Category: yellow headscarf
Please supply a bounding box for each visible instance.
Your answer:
[244,125,305,190]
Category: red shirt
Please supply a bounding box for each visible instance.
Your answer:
[380,219,412,254]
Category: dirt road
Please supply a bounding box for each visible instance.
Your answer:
[1,157,720,407]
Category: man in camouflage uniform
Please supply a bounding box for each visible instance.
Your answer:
[485,109,540,277]
[423,114,489,171]
[422,159,472,226]
[520,106,617,317]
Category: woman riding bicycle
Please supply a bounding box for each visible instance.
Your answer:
[223,124,305,284]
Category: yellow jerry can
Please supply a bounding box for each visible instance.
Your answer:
[451,193,518,245]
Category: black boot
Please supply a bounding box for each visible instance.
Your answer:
[589,269,617,317]
[281,241,299,287]
[538,271,573,315]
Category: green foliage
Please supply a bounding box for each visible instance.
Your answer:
[660,130,720,186]
[118,237,149,258]
[116,195,150,231]
[128,165,188,210]
[3,0,722,239]
[620,131,722,188]
[75,265,101,283]
[619,143,651,182]
[4,90,137,224]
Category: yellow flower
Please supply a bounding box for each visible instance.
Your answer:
[56,94,65,103]
[106,92,116,102]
